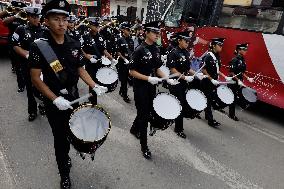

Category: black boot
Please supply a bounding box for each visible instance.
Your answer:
[208,120,220,127]
[28,113,37,122]
[141,147,152,160]
[229,115,239,121]
[38,104,46,115]
[175,131,187,139]
[130,129,140,139]
[17,87,25,93]
[122,95,131,103]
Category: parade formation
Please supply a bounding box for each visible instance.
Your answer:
[1,0,281,189]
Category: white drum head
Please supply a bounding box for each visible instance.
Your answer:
[96,68,118,84]
[159,65,170,78]
[101,56,112,66]
[242,87,257,103]
[217,86,234,105]
[186,89,207,111]
[153,93,182,119]
[70,106,110,142]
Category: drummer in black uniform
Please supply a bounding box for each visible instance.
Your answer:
[81,17,118,105]
[116,22,134,103]
[201,38,230,127]
[66,15,80,40]
[129,21,177,159]
[12,6,45,121]
[228,43,254,121]
[29,1,107,188]
[167,31,196,138]
[3,1,27,89]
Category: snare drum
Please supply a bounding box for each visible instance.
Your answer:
[159,65,170,78]
[95,67,118,93]
[68,104,111,154]
[213,85,235,109]
[237,87,257,109]
[186,89,207,114]
[151,93,182,130]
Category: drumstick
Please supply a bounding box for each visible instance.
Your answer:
[231,72,242,79]
[177,74,184,81]
[69,93,92,105]
[193,63,206,77]
[161,73,180,81]
[218,81,236,85]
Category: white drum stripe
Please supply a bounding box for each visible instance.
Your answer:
[262,34,284,84]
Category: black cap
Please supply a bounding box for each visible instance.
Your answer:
[175,31,191,41]
[87,17,100,26]
[67,15,76,23]
[41,0,70,17]
[143,21,163,33]
[119,22,131,30]
[11,1,27,8]
[236,43,248,51]
[25,7,41,15]
[211,38,225,46]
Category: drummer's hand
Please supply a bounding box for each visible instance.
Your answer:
[167,79,179,85]
[124,58,130,65]
[225,76,233,81]
[211,79,219,86]
[247,77,254,83]
[90,56,98,64]
[196,73,205,80]
[237,80,245,87]
[184,76,194,83]
[148,76,162,85]
[53,96,73,110]
[92,84,108,96]
[111,59,118,66]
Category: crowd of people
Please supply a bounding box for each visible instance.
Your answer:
[0,0,256,188]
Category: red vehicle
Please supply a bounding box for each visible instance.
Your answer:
[161,0,284,109]
[0,1,9,46]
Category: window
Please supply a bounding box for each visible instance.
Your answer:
[218,5,284,33]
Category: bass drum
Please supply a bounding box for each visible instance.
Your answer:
[68,104,111,154]
[150,93,182,130]
[237,87,257,109]
[95,67,118,93]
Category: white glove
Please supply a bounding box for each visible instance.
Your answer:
[124,59,130,65]
[211,79,219,86]
[196,73,205,80]
[148,76,162,85]
[15,13,20,19]
[92,85,108,96]
[184,76,194,83]
[111,59,118,66]
[238,80,245,87]
[53,96,73,111]
[25,53,29,59]
[247,77,254,83]
[167,79,179,85]
[225,76,233,81]
[90,56,98,64]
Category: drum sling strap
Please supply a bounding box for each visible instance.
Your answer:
[34,39,68,94]
[208,51,220,80]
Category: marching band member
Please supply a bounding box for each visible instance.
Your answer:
[201,38,230,127]
[3,1,27,85]
[167,31,196,138]
[66,15,80,40]
[12,6,45,121]
[228,43,254,121]
[29,1,107,188]
[80,17,118,105]
[116,22,134,103]
[129,21,176,159]
[132,24,144,49]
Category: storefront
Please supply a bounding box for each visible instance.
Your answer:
[67,0,110,17]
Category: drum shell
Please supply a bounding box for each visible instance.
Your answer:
[68,104,111,154]
[236,86,257,109]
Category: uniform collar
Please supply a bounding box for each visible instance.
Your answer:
[46,30,72,45]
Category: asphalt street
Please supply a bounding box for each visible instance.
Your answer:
[0,52,283,189]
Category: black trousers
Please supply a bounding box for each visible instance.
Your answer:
[130,83,156,150]
[117,63,129,97]
[228,83,240,117]
[169,82,189,132]
[85,64,98,105]
[200,78,217,122]
[45,102,72,176]
[10,49,25,89]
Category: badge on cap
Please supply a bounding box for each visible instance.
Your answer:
[59,1,65,7]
